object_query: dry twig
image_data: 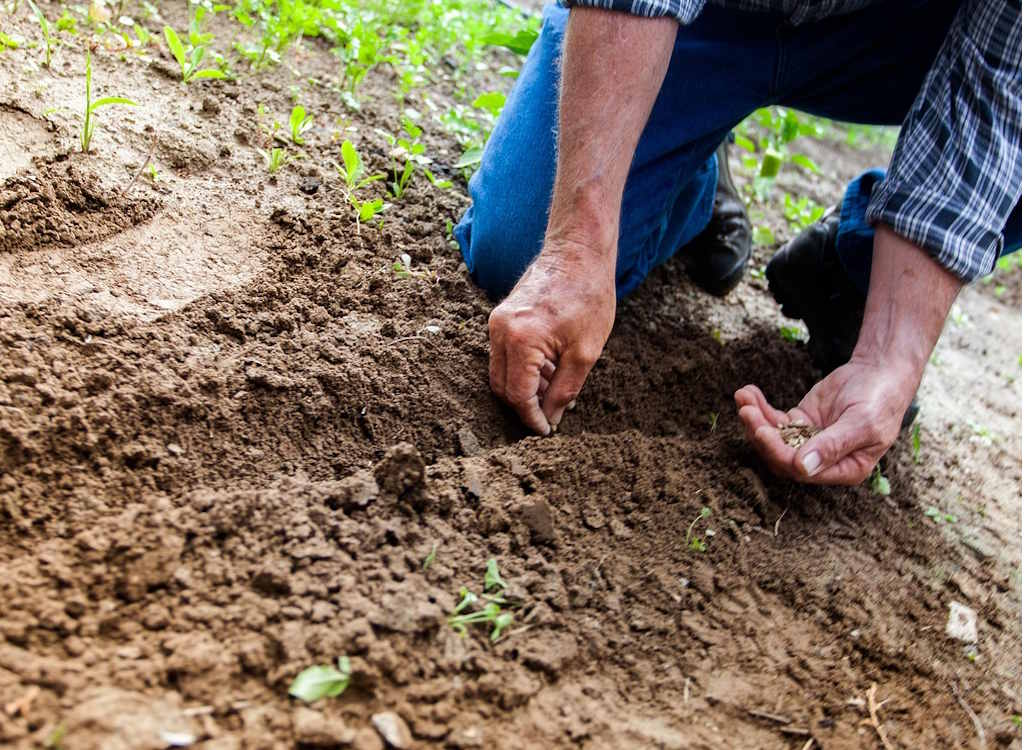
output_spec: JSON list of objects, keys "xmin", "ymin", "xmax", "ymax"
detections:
[
  {"xmin": 952, "ymin": 682, "xmax": 987, "ymax": 750},
  {"xmin": 800, "ymin": 739, "xmax": 815, "ymax": 750},
  {"xmin": 860, "ymin": 682, "xmax": 895, "ymax": 750},
  {"xmin": 773, "ymin": 507, "xmax": 788, "ymax": 537},
  {"xmin": 122, "ymin": 136, "xmax": 158, "ymax": 197}
]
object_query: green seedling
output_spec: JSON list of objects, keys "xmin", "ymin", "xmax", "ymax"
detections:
[
  {"xmin": 685, "ymin": 506, "xmax": 711, "ymax": 553},
  {"xmin": 26, "ymin": 0, "xmax": 54, "ymax": 66},
  {"xmin": 145, "ymin": 163, "xmax": 159, "ymax": 182},
  {"xmin": 422, "ymin": 541, "xmax": 438, "ymax": 570},
  {"xmin": 869, "ymin": 466, "xmax": 891, "ymax": 496},
  {"xmin": 56, "ymin": 11, "xmax": 77, "ymax": 35},
  {"xmin": 258, "ymin": 146, "xmax": 289, "ymax": 173},
  {"xmin": 338, "ymin": 139, "xmax": 383, "ymax": 191},
  {"xmin": 383, "ymin": 117, "xmax": 426, "ymax": 199},
  {"xmin": 0, "ymin": 31, "xmax": 23, "ymax": 50},
  {"xmin": 924, "ymin": 506, "xmax": 957, "ymax": 524},
  {"xmin": 80, "ymin": 51, "xmax": 137, "ymax": 152},
  {"xmin": 484, "ymin": 557, "xmax": 507, "ymax": 591},
  {"xmin": 911, "ymin": 423, "xmax": 921, "ymax": 463},
  {"xmin": 392, "ymin": 253, "xmax": 414, "ymax": 278},
  {"xmin": 753, "ymin": 226, "xmax": 775, "ymax": 246},
  {"xmin": 779, "ymin": 325, "xmax": 806, "ymax": 343},
  {"xmin": 482, "ymin": 27, "xmax": 538, "ymax": 55},
  {"xmin": 448, "ymin": 560, "xmax": 516, "ymax": 642},
  {"xmin": 289, "ymin": 105, "xmax": 313, "ymax": 144},
  {"xmin": 288, "ymin": 656, "xmax": 351, "ymax": 702},
  {"xmin": 164, "ymin": 25, "xmax": 227, "ymax": 83},
  {"xmin": 350, "ymin": 194, "xmax": 384, "ymax": 228},
  {"xmin": 44, "ymin": 721, "xmax": 66, "ymax": 749},
  {"xmin": 708, "ymin": 412, "xmax": 719, "ymax": 432}
]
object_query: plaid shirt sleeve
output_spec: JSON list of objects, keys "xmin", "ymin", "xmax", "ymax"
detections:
[
  {"xmin": 556, "ymin": 0, "xmax": 706, "ymax": 24},
  {"xmin": 865, "ymin": 0, "xmax": 1022, "ymax": 282}
]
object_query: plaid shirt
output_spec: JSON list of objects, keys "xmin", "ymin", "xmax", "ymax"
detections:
[{"xmin": 557, "ymin": 0, "xmax": 1022, "ymax": 282}]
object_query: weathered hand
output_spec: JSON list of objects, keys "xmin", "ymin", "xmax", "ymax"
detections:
[
  {"xmin": 735, "ymin": 355, "xmax": 919, "ymax": 485},
  {"xmin": 488, "ymin": 241, "xmax": 616, "ymax": 435}
]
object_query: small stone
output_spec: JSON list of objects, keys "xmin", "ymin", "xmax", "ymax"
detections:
[
  {"xmin": 293, "ymin": 707, "xmax": 354, "ymax": 747},
  {"xmin": 462, "ymin": 464, "xmax": 484, "ymax": 500},
  {"xmin": 167, "ymin": 443, "xmax": 184, "ymax": 456},
  {"xmin": 371, "ymin": 711, "xmax": 412, "ymax": 749},
  {"xmin": 299, "ymin": 176, "xmax": 321, "ymax": 195},
  {"xmin": 581, "ymin": 502, "xmax": 605, "ymax": 530},
  {"xmin": 946, "ymin": 601, "xmax": 978, "ymax": 643},
  {"xmin": 456, "ymin": 427, "xmax": 482, "ymax": 457},
  {"xmin": 519, "ymin": 499, "xmax": 555, "ymax": 545}
]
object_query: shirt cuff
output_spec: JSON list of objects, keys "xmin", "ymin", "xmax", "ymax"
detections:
[
  {"xmin": 865, "ymin": 179, "xmax": 1002, "ymax": 283},
  {"xmin": 556, "ymin": 0, "xmax": 705, "ymax": 24}
]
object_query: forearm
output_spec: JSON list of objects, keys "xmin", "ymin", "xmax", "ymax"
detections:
[
  {"xmin": 544, "ymin": 8, "xmax": 677, "ymax": 267},
  {"xmin": 852, "ymin": 225, "xmax": 963, "ymax": 381}
]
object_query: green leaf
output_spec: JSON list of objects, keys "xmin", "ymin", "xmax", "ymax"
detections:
[
  {"xmin": 759, "ymin": 149, "xmax": 783, "ymax": 178},
  {"xmin": 163, "ymin": 26, "xmax": 186, "ymax": 69},
  {"xmin": 190, "ymin": 68, "xmax": 227, "ymax": 80},
  {"xmin": 288, "ymin": 657, "xmax": 351, "ymax": 703},
  {"xmin": 89, "ymin": 96, "xmax": 137, "ymax": 112},
  {"xmin": 358, "ymin": 198, "xmax": 383, "ymax": 222},
  {"xmin": 490, "ymin": 612, "xmax": 513, "ymax": 642},
  {"xmin": 454, "ymin": 147, "xmax": 483, "ymax": 169},
  {"xmin": 471, "ymin": 91, "xmax": 506, "ymax": 118},
  {"xmin": 484, "ymin": 558, "xmax": 507, "ymax": 591},
  {"xmin": 733, "ymin": 133, "xmax": 755, "ymax": 153},
  {"xmin": 790, "ymin": 153, "xmax": 819, "ymax": 174},
  {"xmin": 752, "ymin": 226, "xmax": 775, "ymax": 246},
  {"xmin": 341, "ymin": 140, "xmax": 361, "ymax": 183},
  {"xmin": 482, "ymin": 28, "xmax": 538, "ymax": 56}
]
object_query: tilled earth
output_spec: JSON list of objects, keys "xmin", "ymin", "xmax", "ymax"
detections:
[{"xmin": 0, "ymin": 4, "xmax": 1021, "ymax": 749}]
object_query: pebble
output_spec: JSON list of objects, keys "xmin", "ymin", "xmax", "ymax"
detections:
[
  {"xmin": 371, "ymin": 711, "xmax": 412, "ymax": 749},
  {"xmin": 456, "ymin": 427, "xmax": 482, "ymax": 457},
  {"xmin": 945, "ymin": 601, "xmax": 978, "ymax": 643}
]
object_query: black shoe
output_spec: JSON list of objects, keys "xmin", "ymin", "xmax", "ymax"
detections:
[
  {"xmin": 766, "ymin": 210, "xmax": 920, "ymax": 428},
  {"xmin": 683, "ymin": 140, "xmax": 753, "ymax": 297}
]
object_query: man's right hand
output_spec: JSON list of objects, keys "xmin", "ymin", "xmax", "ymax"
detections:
[{"xmin": 488, "ymin": 239, "xmax": 616, "ymax": 435}]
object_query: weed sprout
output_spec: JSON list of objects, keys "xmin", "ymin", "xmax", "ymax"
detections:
[{"xmin": 80, "ymin": 50, "xmax": 137, "ymax": 152}]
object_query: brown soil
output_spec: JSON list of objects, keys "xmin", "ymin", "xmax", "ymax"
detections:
[{"xmin": 0, "ymin": 5, "xmax": 1020, "ymax": 750}]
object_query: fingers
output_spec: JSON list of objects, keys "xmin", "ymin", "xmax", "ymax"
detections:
[
  {"xmin": 794, "ymin": 412, "xmax": 884, "ymax": 484},
  {"xmin": 734, "ymin": 385, "xmax": 791, "ymax": 428},
  {"xmin": 488, "ymin": 311, "xmax": 551, "ymax": 436},
  {"xmin": 542, "ymin": 350, "xmax": 594, "ymax": 428}
]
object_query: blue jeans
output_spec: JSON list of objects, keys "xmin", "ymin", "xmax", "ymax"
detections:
[{"xmin": 456, "ymin": 0, "xmax": 1021, "ymax": 300}]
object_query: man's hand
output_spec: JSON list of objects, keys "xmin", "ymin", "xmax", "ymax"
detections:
[
  {"xmin": 484, "ymin": 8, "xmax": 677, "ymax": 435},
  {"xmin": 737, "ymin": 225, "xmax": 963, "ymax": 484},
  {"xmin": 489, "ymin": 241, "xmax": 616, "ymax": 435},
  {"xmin": 735, "ymin": 356, "xmax": 916, "ymax": 484}
]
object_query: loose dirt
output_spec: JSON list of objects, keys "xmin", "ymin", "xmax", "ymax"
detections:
[{"xmin": 0, "ymin": 5, "xmax": 1020, "ymax": 750}]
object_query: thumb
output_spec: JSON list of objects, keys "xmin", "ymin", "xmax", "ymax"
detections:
[
  {"xmin": 542, "ymin": 351, "xmax": 592, "ymax": 429},
  {"xmin": 794, "ymin": 413, "xmax": 871, "ymax": 479}
]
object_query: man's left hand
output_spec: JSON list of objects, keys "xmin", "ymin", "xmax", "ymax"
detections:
[{"xmin": 735, "ymin": 354, "xmax": 919, "ymax": 484}]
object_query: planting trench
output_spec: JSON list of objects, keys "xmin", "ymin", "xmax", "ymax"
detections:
[{"xmin": 0, "ymin": 4, "xmax": 1021, "ymax": 749}]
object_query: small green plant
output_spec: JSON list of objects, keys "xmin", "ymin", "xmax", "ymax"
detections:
[
  {"xmin": 383, "ymin": 117, "xmax": 428, "ymax": 199},
  {"xmin": 779, "ymin": 325, "xmax": 806, "ymax": 343},
  {"xmin": 685, "ymin": 506, "xmax": 711, "ymax": 552},
  {"xmin": 869, "ymin": 466, "xmax": 891, "ymax": 496},
  {"xmin": 164, "ymin": 25, "xmax": 227, "ymax": 83},
  {"xmin": 924, "ymin": 506, "xmax": 957, "ymax": 524},
  {"xmin": 80, "ymin": 51, "xmax": 137, "ymax": 153},
  {"xmin": 484, "ymin": 557, "xmax": 507, "ymax": 591},
  {"xmin": 145, "ymin": 163, "xmax": 159, "ymax": 182},
  {"xmin": 911, "ymin": 423, "xmax": 921, "ymax": 463},
  {"xmin": 448, "ymin": 558, "xmax": 515, "ymax": 642},
  {"xmin": 289, "ymin": 105, "xmax": 313, "ymax": 144},
  {"xmin": 26, "ymin": 0, "xmax": 55, "ymax": 67},
  {"xmin": 258, "ymin": 146, "xmax": 289, "ymax": 173},
  {"xmin": 351, "ymin": 195, "xmax": 384, "ymax": 228},
  {"xmin": 44, "ymin": 721, "xmax": 66, "ymax": 749},
  {"xmin": 288, "ymin": 656, "xmax": 351, "ymax": 702},
  {"xmin": 422, "ymin": 541, "xmax": 438, "ymax": 570},
  {"xmin": 338, "ymin": 140, "xmax": 383, "ymax": 191},
  {"xmin": 392, "ymin": 253, "xmax": 414, "ymax": 279},
  {"xmin": 708, "ymin": 412, "xmax": 719, "ymax": 432},
  {"xmin": 1011, "ymin": 714, "xmax": 1021, "ymax": 728}
]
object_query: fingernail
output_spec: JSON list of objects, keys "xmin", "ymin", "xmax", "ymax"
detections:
[{"xmin": 802, "ymin": 451, "xmax": 822, "ymax": 476}]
